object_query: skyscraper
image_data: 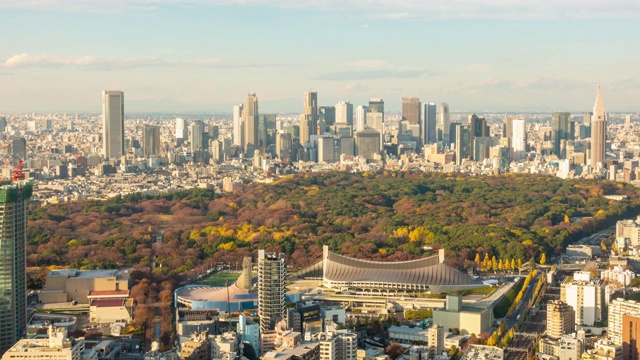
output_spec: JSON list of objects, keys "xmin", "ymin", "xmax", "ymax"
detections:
[
  {"xmin": 355, "ymin": 106, "xmax": 368, "ymax": 132},
  {"xmin": 439, "ymin": 103, "xmax": 450, "ymax": 144},
  {"xmin": 258, "ymin": 250, "xmax": 285, "ymax": 333},
  {"xmin": 503, "ymin": 116, "xmax": 513, "ymax": 139},
  {"xmin": 421, "ymin": 102, "xmax": 437, "ymax": 145},
  {"xmin": 590, "ymin": 83, "xmax": 607, "ymax": 168},
  {"xmin": 175, "ymin": 118, "xmax": 187, "ymax": 146},
  {"xmin": 102, "ymin": 90, "xmax": 125, "ymax": 159},
  {"xmin": 319, "ymin": 106, "xmax": 336, "ymax": 128},
  {"xmin": 0, "ymin": 182, "xmax": 32, "ymax": 354},
  {"xmin": 401, "ymin": 97, "xmax": 420, "ymax": 125},
  {"xmin": 551, "ymin": 112, "xmax": 571, "ymax": 158},
  {"xmin": 190, "ymin": 120, "xmax": 205, "ymax": 153},
  {"xmin": 233, "ymin": 105, "xmax": 244, "ymax": 148},
  {"xmin": 335, "ymin": 101, "xmax": 353, "ymax": 125},
  {"xmin": 0, "ymin": 117, "xmax": 6, "ymax": 133},
  {"xmin": 469, "ymin": 114, "xmax": 489, "ymax": 159},
  {"xmin": 455, "ymin": 124, "xmax": 471, "ymax": 165},
  {"xmin": 243, "ymin": 94, "xmax": 259, "ymax": 154},
  {"xmin": 512, "ymin": 119, "xmax": 527, "ymax": 160},
  {"xmin": 368, "ymin": 98, "xmax": 384, "ymax": 119},
  {"xmin": 299, "ymin": 92, "xmax": 318, "ymax": 145},
  {"xmin": 143, "ymin": 125, "xmax": 161, "ymax": 158}
]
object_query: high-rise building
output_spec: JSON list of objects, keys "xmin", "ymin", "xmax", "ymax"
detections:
[
  {"xmin": 0, "ymin": 117, "xmax": 6, "ymax": 133},
  {"xmin": 143, "ymin": 125, "xmax": 161, "ymax": 158},
  {"xmin": 189, "ymin": 120, "xmax": 205, "ymax": 153},
  {"xmin": 623, "ymin": 314, "xmax": 640, "ymax": 360},
  {"xmin": 609, "ymin": 298, "xmax": 640, "ymax": 345},
  {"xmin": 591, "ymin": 83, "xmax": 607, "ymax": 168},
  {"xmin": 421, "ymin": 102, "xmax": 437, "ymax": 145},
  {"xmin": 355, "ymin": 106, "xmax": 368, "ymax": 132},
  {"xmin": 428, "ymin": 324, "xmax": 444, "ymax": 358},
  {"xmin": 552, "ymin": 112, "xmax": 571, "ymax": 158},
  {"xmin": 355, "ymin": 129, "xmax": 381, "ymax": 161},
  {"xmin": 233, "ymin": 105, "xmax": 244, "ymax": 148},
  {"xmin": 259, "ymin": 114, "xmax": 276, "ymax": 148},
  {"xmin": 335, "ymin": 101, "xmax": 353, "ymax": 125},
  {"xmin": 469, "ymin": 114, "xmax": 489, "ymax": 159},
  {"xmin": 0, "ymin": 182, "xmax": 32, "ymax": 355},
  {"xmin": 319, "ymin": 106, "xmax": 336, "ymax": 128},
  {"xmin": 102, "ymin": 90, "xmax": 124, "ymax": 159},
  {"xmin": 258, "ymin": 250, "xmax": 285, "ymax": 333},
  {"xmin": 512, "ymin": 119, "xmax": 527, "ymax": 160},
  {"xmin": 175, "ymin": 118, "xmax": 188, "ymax": 146},
  {"xmin": 560, "ymin": 272, "xmax": 605, "ymax": 326},
  {"xmin": 503, "ymin": 116, "xmax": 513, "ymax": 139},
  {"xmin": 368, "ymin": 98, "xmax": 384, "ymax": 119},
  {"xmin": 10, "ymin": 138, "xmax": 26, "ymax": 161},
  {"xmin": 243, "ymin": 94, "xmax": 259, "ymax": 154},
  {"xmin": 402, "ymin": 97, "xmax": 420, "ymax": 125},
  {"xmin": 547, "ymin": 300, "xmax": 575, "ymax": 339},
  {"xmin": 300, "ymin": 92, "xmax": 318, "ymax": 145},
  {"xmin": 276, "ymin": 133, "xmax": 292, "ymax": 161},
  {"xmin": 439, "ymin": 103, "xmax": 450, "ymax": 144},
  {"xmin": 455, "ymin": 124, "xmax": 471, "ymax": 165}
]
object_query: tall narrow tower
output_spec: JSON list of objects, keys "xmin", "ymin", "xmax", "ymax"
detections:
[
  {"xmin": 440, "ymin": 103, "xmax": 450, "ymax": 143},
  {"xmin": 0, "ymin": 182, "xmax": 32, "ymax": 355},
  {"xmin": 590, "ymin": 83, "xmax": 607, "ymax": 168},
  {"xmin": 243, "ymin": 94, "xmax": 259, "ymax": 154},
  {"xmin": 258, "ymin": 250, "xmax": 285, "ymax": 333},
  {"xmin": 102, "ymin": 90, "xmax": 125, "ymax": 159},
  {"xmin": 300, "ymin": 92, "xmax": 318, "ymax": 145}
]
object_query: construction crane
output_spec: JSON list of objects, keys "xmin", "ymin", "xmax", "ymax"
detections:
[{"xmin": 12, "ymin": 159, "xmax": 24, "ymax": 181}]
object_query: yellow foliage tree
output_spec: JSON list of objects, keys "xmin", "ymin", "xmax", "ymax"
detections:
[
  {"xmin": 474, "ymin": 253, "xmax": 481, "ymax": 263},
  {"xmin": 511, "ymin": 259, "xmax": 516, "ymax": 271},
  {"xmin": 540, "ymin": 253, "xmax": 547, "ymax": 265}
]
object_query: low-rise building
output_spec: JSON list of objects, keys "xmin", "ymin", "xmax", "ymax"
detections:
[
  {"xmin": 432, "ymin": 294, "xmax": 492, "ymax": 335},
  {"xmin": 460, "ymin": 345, "xmax": 503, "ymax": 360},
  {"xmin": 1, "ymin": 326, "xmax": 85, "ymax": 360},
  {"xmin": 39, "ymin": 269, "xmax": 130, "ymax": 305}
]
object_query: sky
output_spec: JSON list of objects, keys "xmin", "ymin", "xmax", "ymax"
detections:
[{"xmin": 0, "ymin": 0, "xmax": 639, "ymax": 113}]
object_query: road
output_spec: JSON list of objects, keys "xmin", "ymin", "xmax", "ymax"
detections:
[{"xmin": 505, "ymin": 273, "xmax": 541, "ymax": 331}]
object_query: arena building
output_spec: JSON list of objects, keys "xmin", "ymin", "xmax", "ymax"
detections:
[
  {"xmin": 174, "ymin": 257, "xmax": 258, "ymax": 313},
  {"xmin": 321, "ymin": 246, "xmax": 483, "ymax": 294}
]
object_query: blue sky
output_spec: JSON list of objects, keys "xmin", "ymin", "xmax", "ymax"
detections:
[{"xmin": 0, "ymin": 0, "xmax": 639, "ymax": 113}]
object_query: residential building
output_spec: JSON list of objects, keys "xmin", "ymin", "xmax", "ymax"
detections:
[
  {"xmin": 623, "ymin": 314, "xmax": 640, "ymax": 360},
  {"xmin": 238, "ymin": 314, "xmax": 260, "ymax": 355},
  {"xmin": 428, "ymin": 324, "xmax": 445, "ymax": 359},
  {"xmin": 538, "ymin": 334, "xmax": 583, "ymax": 360},
  {"xmin": 1, "ymin": 326, "xmax": 85, "ymax": 360},
  {"xmin": 258, "ymin": 250, "xmax": 286, "ymax": 333},
  {"xmin": 547, "ymin": 300, "xmax": 575, "ymax": 339},
  {"xmin": 560, "ymin": 273, "xmax": 606, "ymax": 326},
  {"xmin": 609, "ymin": 299, "xmax": 640, "ymax": 345}
]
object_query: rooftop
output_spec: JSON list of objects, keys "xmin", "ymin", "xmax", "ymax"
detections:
[{"xmin": 91, "ymin": 299, "xmax": 125, "ymax": 308}]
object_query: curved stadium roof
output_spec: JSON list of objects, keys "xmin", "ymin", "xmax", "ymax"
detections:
[{"xmin": 323, "ymin": 248, "xmax": 482, "ymax": 290}]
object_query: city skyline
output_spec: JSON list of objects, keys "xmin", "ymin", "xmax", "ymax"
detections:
[{"xmin": 1, "ymin": 0, "xmax": 639, "ymax": 113}]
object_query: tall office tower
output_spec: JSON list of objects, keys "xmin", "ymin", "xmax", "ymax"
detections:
[
  {"xmin": 319, "ymin": 106, "xmax": 336, "ymax": 128},
  {"xmin": 302, "ymin": 91, "xmax": 318, "ymax": 140},
  {"xmin": 469, "ymin": 114, "xmax": 489, "ymax": 159},
  {"xmin": 142, "ymin": 125, "xmax": 161, "ymax": 158},
  {"xmin": 427, "ymin": 325, "xmax": 445, "ymax": 359},
  {"xmin": 243, "ymin": 94, "xmax": 259, "ymax": 154},
  {"xmin": 0, "ymin": 182, "xmax": 32, "ymax": 355},
  {"xmin": 258, "ymin": 114, "xmax": 276, "ymax": 148},
  {"xmin": 552, "ymin": 112, "xmax": 571, "ymax": 158},
  {"xmin": 590, "ymin": 83, "xmax": 607, "ymax": 168},
  {"xmin": 10, "ymin": 138, "xmax": 27, "ymax": 160},
  {"xmin": 401, "ymin": 97, "xmax": 420, "ymax": 125},
  {"xmin": 233, "ymin": 105, "xmax": 244, "ymax": 148},
  {"xmin": 421, "ymin": 102, "xmax": 437, "ymax": 145},
  {"xmin": 547, "ymin": 300, "xmax": 575, "ymax": 339},
  {"xmin": 355, "ymin": 129, "xmax": 381, "ymax": 160},
  {"xmin": 365, "ymin": 112, "xmax": 384, "ymax": 149},
  {"xmin": 258, "ymin": 250, "xmax": 285, "ymax": 333},
  {"xmin": 299, "ymin": 114, "xmax": 311, "ymax": 146},
  {"xmin": 189, "ymin": 120, "xmax": 205, "ymax": 153},
  {"xmin": 102, "ymin": 90, "xmax": 125, "ymax": 159},
  {"xmin": 512, "ymin": 119, "xmax": 527, "ymax": 160},
  {"xmin": 455, "ymin": 124, "xmax": 471, "ymax": 165},
  {"xmin": 368, "ymin": 98, "xmax": 384, "ymax": 121},
  {"xmin": 355, "ymin": 106, "xmax": 369, "ymax": 132},
  {"xmin": 335, "ymin": 101, "xmax": 353, "ymax": 125},
  {"xmin": 583, "ymin": 112, "xmax": 593, "ymax": 126},
  {"xmin": 503, "ymin": 116, "xmax": 513, "ymax": 139},
  {"xmin": 175, "ymin": 118, "xmax": 187, "ymax": 146},
  {"xmin": 276, "ymin": 133, "xmax": 292, "ymax": 161},
  {"xmin": 440, "ymin": 103, "xmax": 450, "ymax": 143},
  {"xmin": 0, "ymin": 117, "xmax": 6, "ymax": 133}
]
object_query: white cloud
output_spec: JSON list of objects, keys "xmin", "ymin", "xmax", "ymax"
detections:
[
  {"xmin": 0, "ymin": 53, "xmax": 283, "ymax": 70},
  {"xmin": 2, "ymin": 0, "xmax": 639, "ymax": 19}
]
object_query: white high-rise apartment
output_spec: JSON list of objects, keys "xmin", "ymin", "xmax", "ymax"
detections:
[
  {"xmin": 335, "ymin": 101, "xmax": 353, "ymax": 125},
  {"xmin": 609, "ymin": 298, "xmax": 640, "ymax": 345},
  {"xmin": 560, "ymin": 273, "xmax": 605, "ymax": 327},
  {"xmin": 102, "ymin": 90, "xmax": 124, "ymax": 159},
  {"xmin": 511, "ymin": 118, "xmax": 526, "ymax": 160},
  {"xmin": 233, "ymin": 104, "xmax": 244, "ymax": 147}
]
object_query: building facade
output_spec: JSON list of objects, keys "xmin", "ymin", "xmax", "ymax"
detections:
[
  {"xmin": 258, "ymin": 250, "xmax": 286, "ymax": 333},
  {"xmin": 102, "ymin": 90, "xmax": 125, "ymax": 159}
]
